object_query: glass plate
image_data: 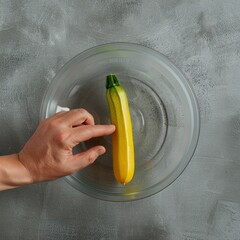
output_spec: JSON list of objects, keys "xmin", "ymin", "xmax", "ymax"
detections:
[{"xmin": 40, "ymin": 43, "xmax": 200, "ymax": 201}]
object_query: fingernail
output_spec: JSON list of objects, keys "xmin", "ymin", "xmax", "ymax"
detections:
[
  {"xmin": 97, "ymin": 147, "xmax": 105, "ymax": 156},
  {"xmin": 110, "ymin": 124, "xmax": 116, "ymax": 130}
]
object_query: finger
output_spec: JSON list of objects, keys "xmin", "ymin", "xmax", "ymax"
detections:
[
  {"xmin": 71, "ymin": 145, "xmax": 106, "ymax": 170},
  {"xmin": 59, "ymin": 108, "xmax": 95, "ymax": 127},
  {"xmin": 69, "ymin": 124, "xmax": 116, "ymax": 146}
]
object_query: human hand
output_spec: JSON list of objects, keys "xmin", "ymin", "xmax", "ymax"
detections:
[{"xmin": 18, "ymin": 109, "xmax": 115, "ymax": 184}]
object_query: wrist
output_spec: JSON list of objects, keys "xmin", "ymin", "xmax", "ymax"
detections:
[{"xmin": 0, "ymin": 154, "xmax": 33, "ymax": 190}]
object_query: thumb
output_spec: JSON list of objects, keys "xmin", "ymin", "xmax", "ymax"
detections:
[{"xmin": 72, "ymin": 146, "xmax": 106, "ymax": 170}]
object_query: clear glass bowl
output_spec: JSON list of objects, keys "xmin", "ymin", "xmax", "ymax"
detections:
[{"xmin": 40, "ymin": 43, "xmax": 200, "ymax": 201}]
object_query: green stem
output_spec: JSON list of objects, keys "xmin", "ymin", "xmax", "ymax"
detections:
[{"xmin": 106, "ymin": 74, "xmax": 121, "ymax": 89}]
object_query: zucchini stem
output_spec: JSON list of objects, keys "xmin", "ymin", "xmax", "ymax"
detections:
[{"xmin": 106, "ymin": 74, "xmax": 120, "ymax": 89}]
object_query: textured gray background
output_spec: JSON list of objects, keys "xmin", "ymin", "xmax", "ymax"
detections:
[{"xmin": 1, "ymin": 0, "xmax": 240, "ymax": 239}]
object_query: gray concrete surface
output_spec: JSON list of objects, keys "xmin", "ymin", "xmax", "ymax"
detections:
[{"xmin": 1, "ymin": 0, "xmax": 240, "ymax": 239}]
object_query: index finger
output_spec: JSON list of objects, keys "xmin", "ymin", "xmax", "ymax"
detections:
[
  {"xmin": 59, "ymin": 108, "xmax": 95, "ymax": 127},
  {"xmin": 69, "ymin": 124, "xmax": 116, "ymax": 146}
]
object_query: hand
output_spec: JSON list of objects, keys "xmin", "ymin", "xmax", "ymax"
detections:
[{"xmin": 18, "ymin": 108, "xmax": 115, "ymax": 184}]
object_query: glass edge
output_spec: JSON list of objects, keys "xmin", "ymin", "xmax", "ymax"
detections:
[{"xmin": 40, "ymin": 42, "xmax": 201, "ymax": 202}]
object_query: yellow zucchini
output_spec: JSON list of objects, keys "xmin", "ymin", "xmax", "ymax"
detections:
[{"xmin": 106, "ymin": 74, "xmax": 135, "ymax": 185}]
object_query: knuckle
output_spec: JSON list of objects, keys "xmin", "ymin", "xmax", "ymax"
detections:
[
  {"xmin": 53, "ymin": 130, "xmax": 68, "ymax": 146},
  {"xmin": 78, "ymin": 108, "xmax": 88, "ymax": 114},
  {"xmin": 47, "ymin": 120, "xmax": 59, "ymax": 130},
  {"xmin": 75, "ymin": 108, "xmax": 91, "ymax": 117},
  {"xmin": 89, "ymin": 115, "xmax": 94, "ymax": 123}
]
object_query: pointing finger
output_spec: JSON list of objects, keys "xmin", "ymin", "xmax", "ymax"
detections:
[{"xmin": 69, "ymin": 124, "xmax": 115, "ymax": 147}]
